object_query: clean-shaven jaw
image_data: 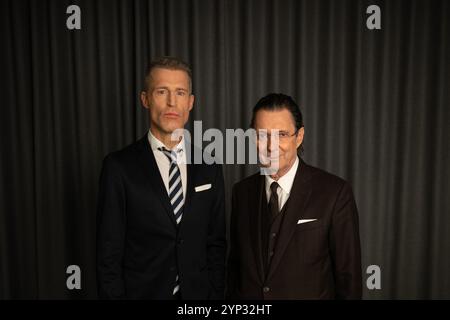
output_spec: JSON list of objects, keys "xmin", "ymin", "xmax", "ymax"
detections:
[
  {"xmin": 253, "ymin": 108, "xmax": 303, "ymax": 178},
  {"xmin": 141, "ymin": 68, "xmax": 194, "ymax": 149}
]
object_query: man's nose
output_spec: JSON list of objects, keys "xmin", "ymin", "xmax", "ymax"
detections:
[
  {"xmin": 267, "ymin": 136, "xmax": 279, "ymax": 153},
  {"xmin": 267, "ymin": 137, "xmax": 272, "ymax": 151},
  {"xmin": 167, "ymin": 92, "xmax": 175, "ymax": 106}
]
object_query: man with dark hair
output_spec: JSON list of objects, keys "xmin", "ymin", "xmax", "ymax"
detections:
[
  {"xmin": 227, "ymin": 93, "xmax": 362, "ymax": 299},
  {"xmin": 97, "ymin": 56, "xmax": 226, "ymax": 299}
]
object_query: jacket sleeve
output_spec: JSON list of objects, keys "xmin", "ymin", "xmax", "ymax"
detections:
[
  {"xmin": 329, "ymin": 182, "xmax": 363, "ymax": 299},
  {"xmin": 206, "ymin": 164, "xmax": 227, "ymax": 299},
  {"xmin": 96, "ymin": 154, "xmax": 127, "ymax": 299}
]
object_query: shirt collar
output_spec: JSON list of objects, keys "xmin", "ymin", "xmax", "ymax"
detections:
[
  {"xmin": 265, "ymin": 156, "xmax": 299, "ymax": 195},
  {"xmin": 147, "ymin": 129, "xmax": 185, "ymax": 155}
]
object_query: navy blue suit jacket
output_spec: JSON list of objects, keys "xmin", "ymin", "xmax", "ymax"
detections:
[{"xmin": 97, "ymin": 134, "xmax": 226, "ymax": 299}]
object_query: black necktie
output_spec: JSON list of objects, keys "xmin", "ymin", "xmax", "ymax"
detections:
[{"xmin": 268, "ymin": 182, "xmax": 280, "ymax": 220}]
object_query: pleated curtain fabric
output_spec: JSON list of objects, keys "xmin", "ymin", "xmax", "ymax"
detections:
[{"xmin": 0, "ymin": 0, "xmax": 449, "ymax": 299}]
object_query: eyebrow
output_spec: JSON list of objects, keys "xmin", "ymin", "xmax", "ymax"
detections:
[
  {"xmin": 257, "ymin": 130, "xmax": 290, "ymax": 133},
  {"xmin": 153, "ymin": 86, "xmax": 188, "ymax": 92}
]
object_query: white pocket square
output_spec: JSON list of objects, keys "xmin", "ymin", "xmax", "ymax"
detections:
[
  {"xmin": 297, "ymin": 219, "xmax": 317, "ymax": 224},
  {"xmin": 195, "ymin": 184, "xmax": 212, "ymax": 192}
]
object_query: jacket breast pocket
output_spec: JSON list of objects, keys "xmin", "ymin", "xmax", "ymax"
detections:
[{"xmin": 296, "ymin": 219, "xmax": 323, "ymax": 231}]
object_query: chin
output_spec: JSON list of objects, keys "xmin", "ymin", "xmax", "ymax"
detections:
[{"xmin": 162, "ymin": 122, "xmax": 182, "ymax": 133}]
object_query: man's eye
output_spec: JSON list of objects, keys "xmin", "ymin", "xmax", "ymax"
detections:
[
  {"xmin": 177, "ymin": 91, "xmax": 186, "ymax": 96},
  {"xmin": 156, "ymin": 89, "xmax": 166, "ymax": 95}
]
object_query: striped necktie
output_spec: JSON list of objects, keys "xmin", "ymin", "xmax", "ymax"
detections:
[
  {"xmin": 159, "ymin": 147, "xmax": 184, "ymax": 297},
  {"xmin": 159, "ymin": 147, "xmax": 184, "ymax": 224}
]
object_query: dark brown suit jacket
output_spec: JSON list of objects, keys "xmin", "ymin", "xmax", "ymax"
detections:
[{"xmin": 226, "ymin": 159, "xmax": 362, "ymax": 299}]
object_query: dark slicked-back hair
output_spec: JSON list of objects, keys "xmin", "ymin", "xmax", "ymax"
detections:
[
  {"xmin": 250, "ymin": 93, "xmax": 305, "ymax": 153},
  {"xmin": 143, "ymin": 56, "xmax": 192, "ymax": 92}
]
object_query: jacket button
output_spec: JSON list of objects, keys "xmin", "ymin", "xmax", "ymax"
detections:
[
  {"xmin": 170, "ymin": 266, "xmax": 176, "ymax": 271},
  {"xmin": 177, "ymin": 239, "xmax": 184, "ymax": 245},
  {"xmin": 263, "ymin": 286, "xmax": 270, "ymax": 293}
]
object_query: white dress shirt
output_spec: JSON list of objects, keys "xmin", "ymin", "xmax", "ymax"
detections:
[
  {"xmin": 265, "ymin": 156, "xmax": 299, "ymax": 211},
  {"xmin": 148, "ymin": 129, "xmax": 187, "ymax": 199}
]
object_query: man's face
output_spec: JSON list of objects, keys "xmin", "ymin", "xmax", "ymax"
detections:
[
  {"xmin": 141, "ymin": 68, "xmax": 194, "ymax": 137},
  {"xmin": 254, "ymin": 108, "xmax": 304, "ymax": 177}
]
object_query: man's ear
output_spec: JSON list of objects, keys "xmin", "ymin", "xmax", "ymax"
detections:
[
  {"xmin": 188, "ymin": 94, "xmax": 195, "ymax": 111},
  {"xmin": 141, "ymin": 91, "xmax": 150, "ymax": 109},
  {"xmin": 296, "ymin": 127, "xmax": 305, "ymax": 148}
]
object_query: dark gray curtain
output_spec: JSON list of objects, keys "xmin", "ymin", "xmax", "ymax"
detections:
[{"xmin": 0, "ymin": 0, "xmax": 449, "ymax": 299}]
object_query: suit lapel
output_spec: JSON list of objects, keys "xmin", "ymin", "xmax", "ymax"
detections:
[
  {"xmin": 266, "ymin": 160, "xmax": 313, "ymax": 281},
  {"xmin": 136, "ymin": 135, "xmax": 177, "ymax": 228},
  {"xmin": 249, "ymin": 174, "xmax": 266, "ymax": 283},
  {"xmin": 180, "ymin": 160, "xmax": 195, "ymax": 226}
]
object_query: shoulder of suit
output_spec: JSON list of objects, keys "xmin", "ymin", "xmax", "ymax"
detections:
[
  {"xmin": 102, "ymin": 137, "xmax": 144, "ymax": 167},
  {"xmin": 232, "ymin": 161, "xmax": 351, "ymax": 193},
  {"xmin": 302, "ymin": 161, "xmax": 350, "ymax": 192},
  {"xmin": 233, "ymin": 172, "xmax": 261, "ymax": 191},
  {"xmin": 184, "ymin": 145, "xmax": 224, "ymax": 176}
]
